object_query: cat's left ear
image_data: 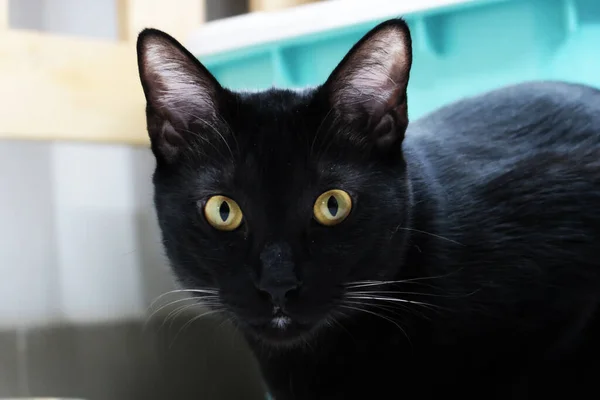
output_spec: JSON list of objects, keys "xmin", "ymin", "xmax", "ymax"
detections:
[
  {"xmin": 137, "ymin": 28, "xmax": 223, "ymax": 163},
  {"xmin": 322, "ymin": 19, "xmax": 412, "ymax": 153}
]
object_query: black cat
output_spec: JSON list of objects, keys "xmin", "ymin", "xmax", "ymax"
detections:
[{"xmin": 137, "ymin": 18, "xmax": 600, "ymax": 399}]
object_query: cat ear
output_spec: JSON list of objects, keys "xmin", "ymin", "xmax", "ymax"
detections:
[
  {"xmin": 137, "ymin": 28, "xmax": 222, "ymax": 162},
  {"xmin": 323, "ymin": 19, "xmax": 412, "ymax": 153}
]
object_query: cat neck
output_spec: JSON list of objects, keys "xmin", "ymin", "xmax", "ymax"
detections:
[{"xmin": 401, "ymin": 143, "xmax": 447, "ymax": 280}]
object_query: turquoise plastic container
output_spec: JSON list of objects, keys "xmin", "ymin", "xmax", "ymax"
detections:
[{"xmin": 195, "ymin": 0, "xmax": 600, "ymax": 119}]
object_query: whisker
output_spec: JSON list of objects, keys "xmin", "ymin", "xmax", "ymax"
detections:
[
  {"xmin": 339, "ymin": 304, "xmax": 412, "ymax": 345},
  {"xmin": 344, "ymin": 299, "xmax": 432, "ymax": 321},
  {"xmin": 146, "ymin": 290, "xmax": 221, "ymax": 332},
  {"xmin": 164, "ymin": 302, "xmax": 211, "ymax": 332},
  {"xmin": 162, "ymin": 304, "xmax": 197, "ymax": 332},
  {"xmin": 215, "ymin": 313, "xmax": 235, "ymax": 332},
  {"xmin": 225, "ymin": 315, "xmax": 240, "ymax": 350},
  {"xmin": 301, "ymin": 335, "xmax": 315, "ymax": 353},
  {"xmin": 344, "ymin": 269, "xmax": 465, "ymax": 288},
  {"xmin": 345, "ymin": 295, "xmax": 449, "ymax": 315},
  {"xmin": 393, "ymin": 226, "xmax": 465, "ymax": 246},
  {"xmin": 169, "ymin": 308, "xmax": 225, "ymax": 349},
  {"xmin": 147, "ymin": 288, "xmax": 218, "ymax": 310},
  {"xmin": 328, "ymin": 310, "xmax": 357, "ymax": 341},
  {"xmin": 144, "ymin": 297, "xmax": 200, "ymax": 330},
  {"xmin": 349, "ymin": 290, "xmax": 436, "ymax": 297},
  {"xmin": 346, "ymin": 295, "xmax": 435, "ymax": 307},
  {"xmin": 347, "ymin": 290, "xmax": 474, "ymax": 299},
  {"xmin": 356, "ymin": 288, "xmax": 481, "ymax": 300},
  {"xmin": 344, "ymin": 299, "xmax": 409, "ymax": 317}
]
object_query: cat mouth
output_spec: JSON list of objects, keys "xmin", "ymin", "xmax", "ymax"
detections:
[
  {"xmin": 255, "ymin": 321, "xmax": 314, "ymax": 343},
  {"xmin": 271, "ymin": 314, "xmax": 292, "ymax": 329},
  {"xmin": 245, "ymin": 311, "xmax": 317, "ymax": 343}
]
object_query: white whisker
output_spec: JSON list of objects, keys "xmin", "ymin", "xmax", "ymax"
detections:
[
  {"xmin": 349, "ymin": 290, "xmax": 454, "ymax": 298},
  {"xmin": 345, "ymin": 295, "xmax": 445, "ymax": 311},
  {"xmin": 344, "ymin": 270, "xmax": 465, "ymax": 288},
  {"xmin": 344, "ymin": 299, "xmax": 407, "ymax": 316},
  {"xmin": 163, "ymin": 302, "xmax": 208, "ymax": 332},
  {"xmin": 169, "ymin": 308, "xmax": 225, "ymax": 349},
  {"xmin": 144, "ymin": 297, "xmax": 200, "ymax": 330},
  {"xmin": 346, "ymin": 295, "xmax": 422, "ymax": 305},
  {"xmin": 344, "ymin": 298, "xmax": 432, "ymax": 321},
  {"xmin": 147, "ymin": 288, "xmax": 218, "ymax": 310},
  {"xmin": 393, "ymin": 226, "xmax": 464, "ymax": 246},
  {"xmin": 339, "ymin": 304, "xmax": 411, "ymax": 345},
  {"xmin": 327, "ymin": 310, "xmax": 356, "ymax": 342},
  {"xmin": 349, "ymin": 288, "xmax": 480, "ymax": 299}
]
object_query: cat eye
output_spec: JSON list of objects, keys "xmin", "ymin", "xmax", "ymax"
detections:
[
  {"xmin": 203, "ymin": 195, "xmax": 243, "ymax": 231},
  {"xmin": 313, "ymin": 189, "xmax": 352, "ymax": 226}
]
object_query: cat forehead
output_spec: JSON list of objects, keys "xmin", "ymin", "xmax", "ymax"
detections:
[
  {"xmin": 235, "ymin": 87, "xmax": 318, "ymax": 110},
  {"xmin": 237, "ymin": 86, "xmax": 317, "ymax": 96},
  {"xmin": 227, "ymin": 88, "xmax": 322, "ymax": 144}
]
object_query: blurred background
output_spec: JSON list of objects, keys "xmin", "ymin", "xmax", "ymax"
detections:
[{"xmin": 1, "ymin": 0, "xmax": 600, "ymax": 398}]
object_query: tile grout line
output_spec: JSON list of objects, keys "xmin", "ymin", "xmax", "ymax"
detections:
[{"xmin": 16, "ymin": 327, "xmax": 30, "ymax": 396}]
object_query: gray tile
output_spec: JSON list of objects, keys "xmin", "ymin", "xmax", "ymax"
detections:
[
  {"xmin": 71, "ymin": 321, "xmax": 164, "ymax": 400},
  {"xmin": 26, "ymin": 322, "xmax": 153, "ymax": 400},
  {"xmin": 25, "ymin": 319, "xmax": 265, "ymax": 400},
  {"xmin": 0, "ymin": 140, "xmax": 59, "ymax": 327},
  {"xmin": 25, "ymin": 324, "xmax": 84, "ymax": 398},
  {"xmin": 149, "ymin": 310, "xmax": 266, "ymax": 400},
  {"xmin": 0, "ymin": 330, "xmax": 20, "ymax": 397}
]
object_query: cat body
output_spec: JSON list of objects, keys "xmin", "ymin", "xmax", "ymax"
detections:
[
  {"xmin": 257, "ymin": 81, "xmax": 600, "ymax": 399},
  {"xmin": 136, "ymin": 19, "xmax": 600, "ymax": 400}
]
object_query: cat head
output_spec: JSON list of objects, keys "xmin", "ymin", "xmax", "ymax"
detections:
[{"xmin": 137, "ymin": 19, "xmax": 413, "ymax": 346}]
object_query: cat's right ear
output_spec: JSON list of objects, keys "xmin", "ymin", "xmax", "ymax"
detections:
[
  {"xmin": 137, "ymin": 29, "xmax": 222, "ymax": 163},
  {"xmin": 321, "ymin": 19, "xmax": 412, "ymax": 156}
]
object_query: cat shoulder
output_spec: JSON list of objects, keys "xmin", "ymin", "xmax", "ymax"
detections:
[
  {"xmin": 414, "ymin": 81, "xmax": 600, "ymax": 132},
  {"xmin": 480, "ymin": 150, "xmax": 600, "ymax": 222}
]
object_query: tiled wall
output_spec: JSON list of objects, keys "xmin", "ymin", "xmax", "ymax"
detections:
[
  {"xmin": 0, "ymin": 317, "xmax": 265, "ymax": 399},
  {"xmin": 0, "ymin": 140, "xmax": 160, "ymax": 328},
  {"xmin": 0, "ymin": 140, "xmax": 265, "ymax": 399},
  {"xmin": 4, "ymin": 2, "xmax": 262, "ymax": 398},
  {"xmin": 8, "ymin": 0, "xmax": 247, "ymax": 36}
]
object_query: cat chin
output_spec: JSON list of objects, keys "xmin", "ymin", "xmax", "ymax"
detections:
[
  {"xmin": 252, "ymin": 330, "xmax": 319, "ymax": 349},
  {"xmin": 236, "ymin": 317, "xmax": 328, "ymax": 349}
]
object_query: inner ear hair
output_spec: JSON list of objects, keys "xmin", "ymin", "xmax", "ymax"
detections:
[
  {"xmin": 324, "ymin": 19, "xmax": 413, "ymax": 153},
  {"xmin": 137, "ymin": 28, "xmax": 225, "ymax": 163}
]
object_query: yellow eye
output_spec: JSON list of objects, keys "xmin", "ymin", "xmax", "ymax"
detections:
[
  {"xmin": 313, "ymin": 189, "xmax": 352, "ymax": 226},
  {"xmin": 204, "ymin": 195, "xmax": 243, "ymax": 231}
]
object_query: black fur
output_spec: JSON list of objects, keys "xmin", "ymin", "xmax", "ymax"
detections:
[{"xmin": 137, "ymin": 19, "xmax": 600, "ymax": 399}]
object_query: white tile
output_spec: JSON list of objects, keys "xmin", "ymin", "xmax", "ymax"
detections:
[
  {"xmin": 0, "ymin": 140, "xmax": 175, "ymax": 327},
  {"xmin": 51, "ymin": 142, "xmax": 146, "ymax": 323},
  {"xmin": 0, "ymin": 141, "xmax": 60, "ymax": 328},
  {"xmin": 42, "ymin": 0, "xmax": 118, "ymax": 40}
]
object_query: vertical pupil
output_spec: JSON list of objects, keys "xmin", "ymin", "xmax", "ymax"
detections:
[
  {"xmin": 327, "ymin": 195, "xmax": 339, "ymax": 216},
  {"xmin": 219, "ymin": 201, "xmax": 230, "ymax": 222}
]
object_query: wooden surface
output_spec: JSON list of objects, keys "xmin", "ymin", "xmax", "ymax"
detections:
[
  {"xmin": 118, "ymin": 0, "xmax": 206, "ymax": 43},
  {"xmin": 0, "ymin": 30, "xmax": 148, "ymax": 144},
  {"xmin": 0, "ymin": 0, "xmax": 207, "ymax": 145},
  {"xmin": 0, "ymin": 0, "xmax": 8, "ymax": 30}
]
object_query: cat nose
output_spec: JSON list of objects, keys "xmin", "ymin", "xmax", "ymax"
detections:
[
  {"xmin": 257, "ymin": 282, "xmax": 301, "ymax": 307},
  {"xmin": 257, "ymin": 241, "xmax": 301, "ymax": 307}
]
